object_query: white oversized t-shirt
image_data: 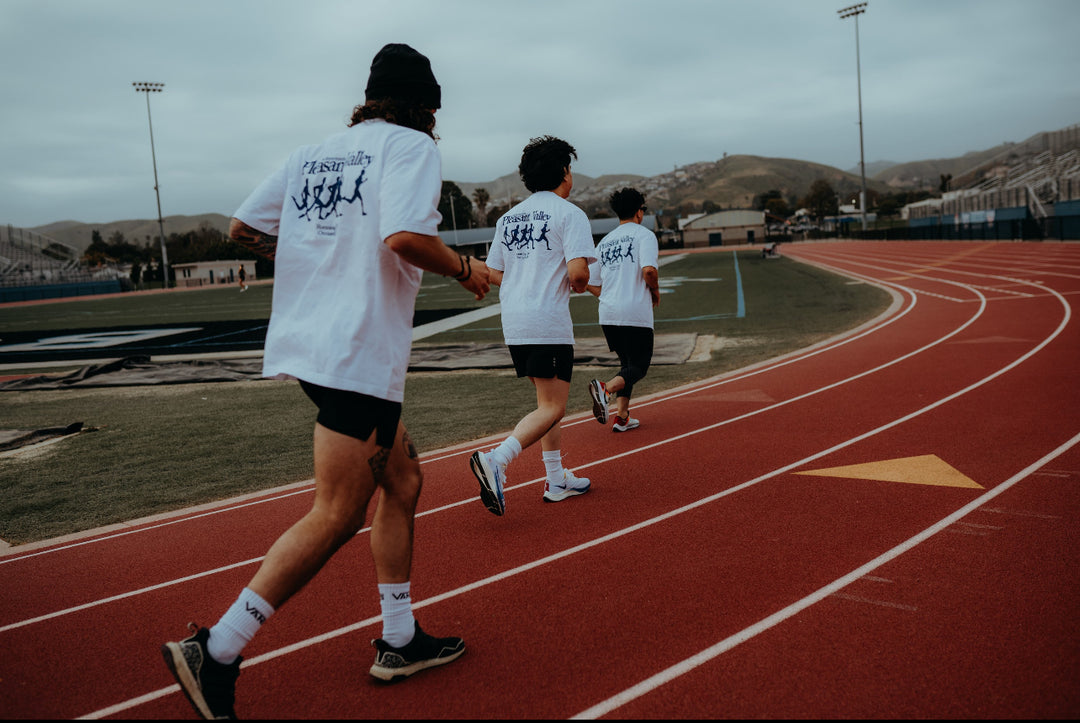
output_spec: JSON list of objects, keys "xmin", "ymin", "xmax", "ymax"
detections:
[
  {"xmin": 588, "ymin": 222, "xmax": 659, "ymax": 329},
  {"xmin": 233, "ymin": 119, "xmax": 441, "ymax": 402},
  {"xmin": 486, "ymin": 191, "xmax": 597, "ymax": 345}
]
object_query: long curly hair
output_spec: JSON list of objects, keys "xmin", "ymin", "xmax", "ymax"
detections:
[{"xmin": 348, "ymin": 99, "xmax": 438, "ymax": 141}]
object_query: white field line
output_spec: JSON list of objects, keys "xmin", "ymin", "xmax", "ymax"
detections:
[
  {"xmin": 0, "ymin": 262, "xmax": 907, "ymax": 564},
  {"xmin": 2, "ymin": 280, "xmax": 920, "ymax": 632},
  {"xmin": 411, "ymin": 254, "xmax": 688, "ymax": 341},
  {"xmin": 1, "ymin": 257, "xmax": 705, "ymax": 561},
  {"xmin": 0, "ymin": 269, "xmax": 952, "ymax": 633}
]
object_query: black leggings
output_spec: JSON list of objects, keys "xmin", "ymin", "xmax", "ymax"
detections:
[{"xmin": 601, "ymin": 325, "xmax": 654, "ymax": 398}]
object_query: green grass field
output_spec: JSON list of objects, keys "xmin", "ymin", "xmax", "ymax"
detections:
[{"xmin": 0, "ymin": 248, "xmax": 892, "ymax": 545}]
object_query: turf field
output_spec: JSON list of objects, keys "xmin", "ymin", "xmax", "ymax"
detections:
[{"xmin": 0, "ymin": 247, "xmax": 891, "ymax": 545}]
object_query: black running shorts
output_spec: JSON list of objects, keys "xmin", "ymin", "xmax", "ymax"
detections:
[
  {"xmin": 298, "ymin": 380, "xmax": 401, "ymax": 448},
  {"xmin": 508, "ymin": 344, "xmax": 574, "ymax": 382}
]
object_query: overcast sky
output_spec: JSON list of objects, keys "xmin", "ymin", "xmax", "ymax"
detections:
[{"xmin": 2, "ymin": 0, "xmax": 1079, "ymax": 229}]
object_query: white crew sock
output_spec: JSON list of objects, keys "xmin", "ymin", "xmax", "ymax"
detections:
[
  {"xmin": 488, "ymin": 435, "xmax": 522, "ymax": 470},
  {"xmin": 378, "ymin": 582, "xmax": 415, "ymax": 648},
  {"xmin": 207, "ymin": 587, "xmax": 275, "ymax": 664},
  {"xmin": 542, "ymin": 450, "xmax": 563, "ymax": 486}
]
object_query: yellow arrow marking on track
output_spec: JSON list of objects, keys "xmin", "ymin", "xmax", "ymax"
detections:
[{"xmin": 795, "ymin": 454, "xmax": 983, "ymax": 489}]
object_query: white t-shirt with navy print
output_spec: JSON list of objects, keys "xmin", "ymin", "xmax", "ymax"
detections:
[
  {"xmin": 588, "ymin": 222, "xmax": 659, "ymax": 329},
  {"xmin": 487, "ymin": 191, "xmax": 597, "ymax": 345},
  {"xmin": 234, "ymin": 119, "xmax": 442, "ymax": 402}
]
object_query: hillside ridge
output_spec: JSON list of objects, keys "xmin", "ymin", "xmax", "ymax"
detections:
[{"xmin": 29, "ymin": 122, "xmax": 1078, "ymax": 252}]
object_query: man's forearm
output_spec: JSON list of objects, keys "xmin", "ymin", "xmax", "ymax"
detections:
[{"xmin": 229, "ymin": 218, "xmax": 278, "ymax": 260}]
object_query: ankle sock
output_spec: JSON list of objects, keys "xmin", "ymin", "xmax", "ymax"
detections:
[
  {"xmin": 378, "ymin": 581, "xmax": 415, "ymax": 648},
  {"xmin": 207, "ymin": 587, "xmax": 275, "ymax": 664}
]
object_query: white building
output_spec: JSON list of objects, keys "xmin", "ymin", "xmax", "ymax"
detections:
[
  {"xmin": 680, "ymin": 210, "xmax": 766, "ymax": 247},
  {"xmin": 172, "ymin": 259, "xmax": 254, "ymax": 288}
]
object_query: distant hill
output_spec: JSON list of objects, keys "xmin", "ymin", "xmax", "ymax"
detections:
[
  {"xmin": 634, "ymin": 155, "xmax": 893, "ymax": 212},
  {"xmin": 27, "ymin": 122, "xmax": 1078, "ymax": 252},
  {"xmin": 455, "ymin": 155, "xmax": 893, "ymax": 219},
  {"xmin": 847, "ymin": 160, "xmax": 899, "ymax": 177},
  {"xmin": 33, "ymin": 214, "xmax": 231, "ymax": 254},
  {"xmin": 870, "ymin": 144, "xmax": 1019, "ymax": 188},
  {"xmin": 454, "ymin": 172, "xmax": 648, "ymax": 210}
]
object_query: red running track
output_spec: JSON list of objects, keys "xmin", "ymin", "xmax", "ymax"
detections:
[{"xmin": 1, "ymin": 240, "xmax": 1077, "ymax": 719}]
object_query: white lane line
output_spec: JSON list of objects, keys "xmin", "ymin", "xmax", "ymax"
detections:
[
  {"xmin": 0, "ymin": 558, "xmax": 263, "ymax": 634},
  {"xmin": 570, "ymin": 257, "xmax": 1076, "ymax": 719},
  {"xmin": 83, "ymin": 364, "xmax": 1077, "ymax": 720},
  {"xmin": 571, "ymin": 431, "xmax": 1080, "ymax": 720},
  {"xmin": 79, "ymin": 269, "xmax": 1070, "ymax": 719}
]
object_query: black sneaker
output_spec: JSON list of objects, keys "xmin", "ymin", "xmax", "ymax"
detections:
[
  {"xmin": 369, "ymin": 620, "xmax": 465, "ymax": 682},
  {"xmin": 161, "ymin": 624, "xmax": 241, "ymax": 720}
]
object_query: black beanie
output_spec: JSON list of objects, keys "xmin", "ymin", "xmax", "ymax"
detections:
[{"xmin": 365, "ymin": 43, "xmax": 441, "ymax": 109}]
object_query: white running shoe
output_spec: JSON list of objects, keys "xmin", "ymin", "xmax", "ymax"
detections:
[
  {"xmin": 469, "ymin": 450, "xmax": 506, "ymax": 516},
  {"xmin": 543, "ymin": 469, "xmax": 591, "ymax": 503},
  {"xmin": 588, "ymin": 379, "xmax": 609, "ymax": 424},
  {"xmin": 612, "ymin": 416, "xmax": 639, "ymax": 432}
]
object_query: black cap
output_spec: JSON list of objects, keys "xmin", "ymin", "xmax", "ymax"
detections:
[{"xmin": 365, "ymin": 43, "xmax": 441, "ymax": 109}]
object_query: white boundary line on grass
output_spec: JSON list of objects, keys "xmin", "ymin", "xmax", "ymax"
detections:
[
  {"xmin": 6, "ymin": 276, "xmax": 928, "ymax": 629},
  {"xmin": 0, "ymin": 252, "xmax": 776, "ymax": 558},
  {"xmin": 0, "ymin": 252, "xmax": 895, "ymax": 562}
]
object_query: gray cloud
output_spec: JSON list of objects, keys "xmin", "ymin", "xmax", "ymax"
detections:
[{"xmin": 2, "ymin": 0, "xmax": 1078, "ymax": 227}]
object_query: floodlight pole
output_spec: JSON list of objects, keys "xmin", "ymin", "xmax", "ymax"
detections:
[
  {"xmin": 133, "ymin": 81, "xmax": 170, "ymax": 288},
  {"xmin": 838, "ymin": 2, "xmax": 868, "ymax": 232}
]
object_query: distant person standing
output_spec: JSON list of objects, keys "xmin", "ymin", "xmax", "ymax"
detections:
[
  {"xmin": 237, "ymin": 263, "xmax": 248, "ymax": 291},
  {"xmin": 586, "ymin": 187, "xmax": 660, "ymax": 432},
  {"xmin": 469, "ymin": 135, "xmax": 597, "ymax": 515},
  {"xmin": 159, "ymin": 43, "xmax": 489, "ymax": 720}
]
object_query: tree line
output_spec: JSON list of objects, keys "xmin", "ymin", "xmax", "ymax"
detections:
[
  {"xmin": 81, "ymin": 223, "xmax": 268, "ymax": 288},
  {"xmin": 84, "ymin": 180, "xmax": 934, "ymax": 282},
  {"xmin": 749, "ymin": 182, "xmax": 933, "ymax": 222},
  {"xmin": 446, "ymin": 179, "xmax": 935, "ymax": 234}
]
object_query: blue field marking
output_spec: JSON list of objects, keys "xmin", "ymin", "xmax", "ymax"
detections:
[{"xmin": 733, "ymin": 251, "xmax": 746, "ymax": 318}]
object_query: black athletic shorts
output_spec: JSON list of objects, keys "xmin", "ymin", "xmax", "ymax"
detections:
[
  {"xmin": 298, "ymin": 380, "xmax": 401, "ymax": 448},
  {"xmin": 508, "ymin": 344, "xmax": 574, "ymax": 382}
]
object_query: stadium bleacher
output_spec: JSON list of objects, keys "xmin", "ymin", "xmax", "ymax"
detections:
[
  {"xmin": 1, "ymin": 225, "xmax": 126, "ymax": 302},
  {"xmin": 893, "ymin": 124, "xmax": 1080, "ymax": 240}
]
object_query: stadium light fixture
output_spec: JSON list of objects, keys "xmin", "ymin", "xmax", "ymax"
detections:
[
  {"xmin": 838, "ymin": 2, "xmax": 869, "ymax": 232},
  {"xmin": 132, "ymin": 81, "xmax": 171, "ymax": 288}
]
